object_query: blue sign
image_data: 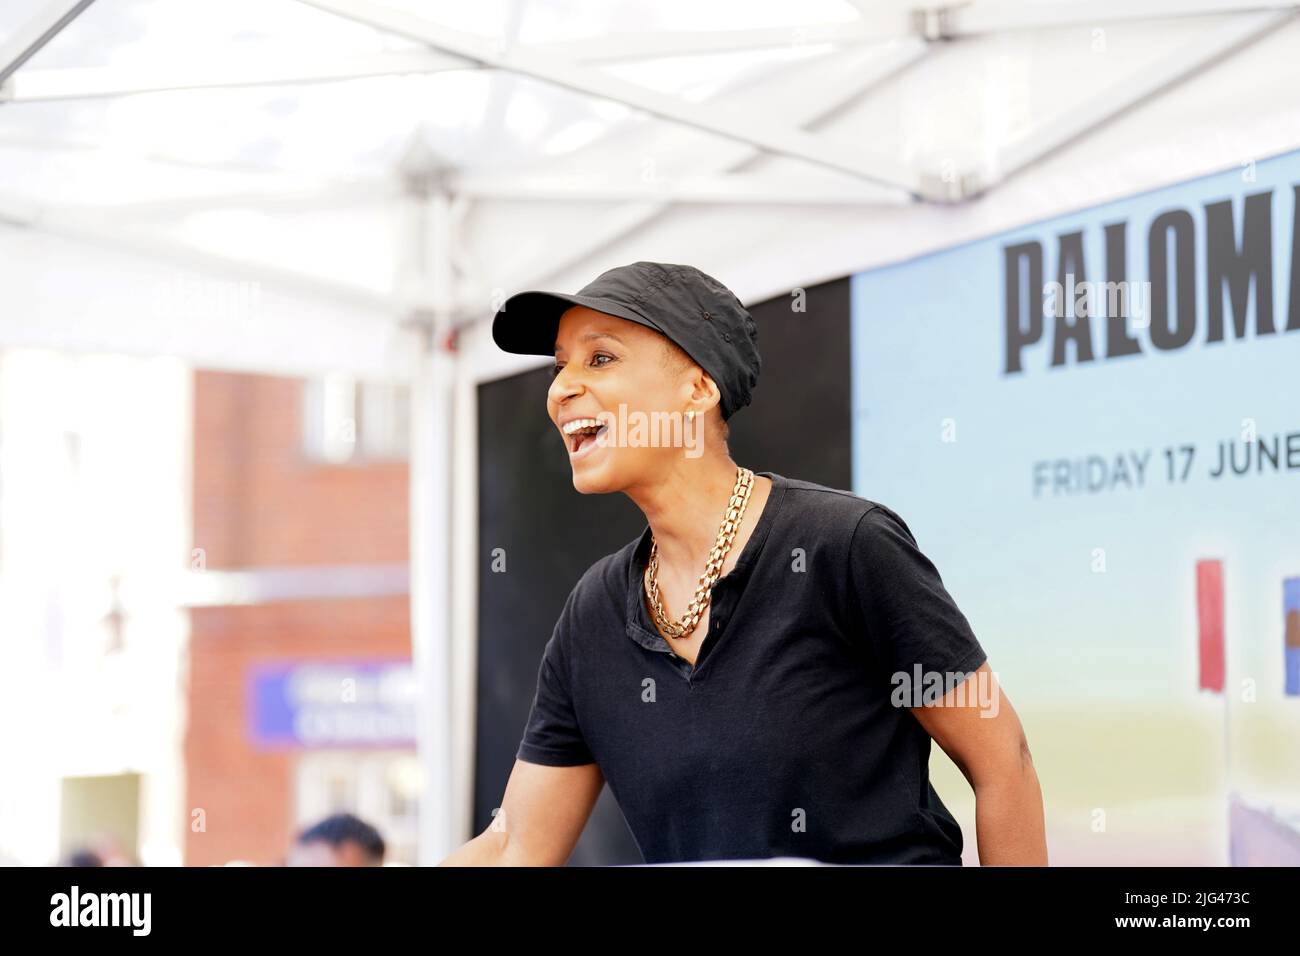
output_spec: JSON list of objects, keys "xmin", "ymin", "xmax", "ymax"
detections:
[{"xmin": 248, "ymin": 659, "xmax": 417, "ymax": 749}]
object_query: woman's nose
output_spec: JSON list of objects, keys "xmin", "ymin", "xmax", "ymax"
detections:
[{"xmin": 548, "ymin": 363, "xmax": 583, "ymax": 402}]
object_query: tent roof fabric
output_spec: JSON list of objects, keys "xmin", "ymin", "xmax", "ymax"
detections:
[{"xmin": 2, "ymin": 0, "xmax": 1299, "ymax": 380}]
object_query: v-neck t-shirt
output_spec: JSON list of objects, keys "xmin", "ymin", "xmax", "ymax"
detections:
[{"xmin": 514, "ymin": 470, "xmax": 989, "ymax": 865}]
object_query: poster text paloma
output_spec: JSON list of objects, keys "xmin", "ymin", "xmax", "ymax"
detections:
[{"xmin": 1003, "ymin": 186, "xmax": 1300, "ymax": 373}]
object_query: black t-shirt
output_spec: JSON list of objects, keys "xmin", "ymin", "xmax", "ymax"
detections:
[{"xmin": 515, "ymin": 470, "xmax": 988, "ymax": 865}]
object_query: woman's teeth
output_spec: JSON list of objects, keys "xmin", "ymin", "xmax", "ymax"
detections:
[
  {"xmin": 561, "ymin": 417, "xmax": 603, "ymax": 435},
  {"xmin": 561, "ymin": 418, "xmax": 608, "ymax": 456}
]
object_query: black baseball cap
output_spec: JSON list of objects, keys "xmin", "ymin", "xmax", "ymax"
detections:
[{"xmin": 491, "ymin": 261, "xmax": 761, "ymax": 420}]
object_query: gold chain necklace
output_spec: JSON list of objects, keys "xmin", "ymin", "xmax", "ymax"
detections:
[{"xmin": 643, "ymin": 466, "xmax": 755, "ymax": 640}]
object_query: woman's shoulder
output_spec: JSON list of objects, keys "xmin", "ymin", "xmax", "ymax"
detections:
[{"xmin": 775, "ymin": 472, "xmax": 895, "ymax": 526}]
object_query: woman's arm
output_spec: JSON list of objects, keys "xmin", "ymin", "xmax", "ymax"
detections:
[
  {"xmin": 438, "ymin": 758, "xmax": 605, "ymax": 866},
  {"xmin": 909, "ymin": 661, "xmax": 1047, "ymax": 865}
]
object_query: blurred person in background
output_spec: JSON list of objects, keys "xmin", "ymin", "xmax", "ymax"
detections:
[
  {"xmin": 60, "ymin": 832, "xmax": 137, "ymax": 866},
  {"xmin": 286, "ymin": 813, "xmax": 385, "ymax": 866},
  {"xmin": 60, "ymin": 847, "xmax": 103, "ymax": 867}
]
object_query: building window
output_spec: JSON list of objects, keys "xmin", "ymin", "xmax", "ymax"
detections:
[{"xmin": 301, "ymin": 375, "xmax": 409, "ymax": 464}]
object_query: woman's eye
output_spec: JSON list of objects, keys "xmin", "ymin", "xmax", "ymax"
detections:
[{"xmin": 553, "ymin": 354, "xmax": 612, "ymax": 378}]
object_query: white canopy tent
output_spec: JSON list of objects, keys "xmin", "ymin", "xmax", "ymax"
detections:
[{"xmin": 3, "ymin": 0, "xmax": 1299, "ymax": 864}]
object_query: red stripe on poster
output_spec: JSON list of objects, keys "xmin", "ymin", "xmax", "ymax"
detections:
[{"xmin": 1197, "ymin": 559, "xmax": 1225, "ymax": 693}]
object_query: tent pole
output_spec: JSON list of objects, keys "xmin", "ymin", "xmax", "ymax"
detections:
[{"xmin": 408, "ymin": 174, "xmax": 458, "ymax": 865}]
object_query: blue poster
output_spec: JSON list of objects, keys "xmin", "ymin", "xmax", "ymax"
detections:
[{"xmin": 850, "ymin": 148, "xmax": 1300, "ymax": 864}]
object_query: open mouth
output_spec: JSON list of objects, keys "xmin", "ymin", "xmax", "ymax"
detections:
[{"xmin": 561, "ymin": 418, "xmax": 610, "ymax": 458}]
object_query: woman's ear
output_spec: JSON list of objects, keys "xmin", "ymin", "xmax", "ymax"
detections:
[{"xmin": 691, "ymin": 370, "xmax": 722, "ymax": 412}]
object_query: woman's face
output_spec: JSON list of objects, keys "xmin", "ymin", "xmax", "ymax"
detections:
[{"xmin": 548, "ymin": 304, "xmax": 710, "ymax": 493}]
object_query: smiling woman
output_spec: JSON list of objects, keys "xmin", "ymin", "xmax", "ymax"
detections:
[{"xmin": 436, "ymin": 260, "xmax": 1047, "ymax": 868}]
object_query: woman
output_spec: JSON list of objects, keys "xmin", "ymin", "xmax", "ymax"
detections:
[{"xmin": 440, "ymin": 261, "xmax": 1046, "ymax": 866}]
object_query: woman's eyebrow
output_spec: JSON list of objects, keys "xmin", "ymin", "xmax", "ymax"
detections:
[{"xmin": 553, "ymin": 330, "xmax": 627, "ymax": 353}]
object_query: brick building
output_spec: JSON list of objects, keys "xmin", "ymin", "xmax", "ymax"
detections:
[{"xmin": 184, "ymin": 371, "xmax": 416, "ymax": 866}]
